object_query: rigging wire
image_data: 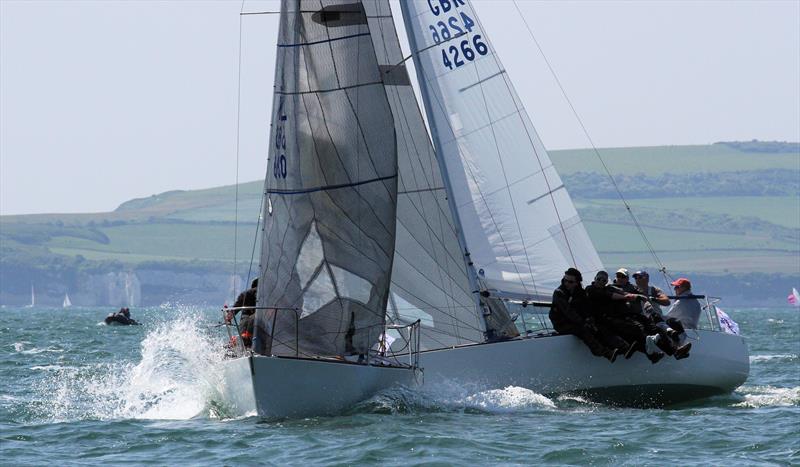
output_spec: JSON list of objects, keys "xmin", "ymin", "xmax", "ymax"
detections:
[
  {"xmin": 233, "ymin": 1, "xmax": 268, "ymax": 287},
  {"xmin": 510, "ymin": 0, "xmax": 673, "ymax": 287},
  {"xmin": 232, "ymin": 0, "xmax": 247, "ymax": 300}
]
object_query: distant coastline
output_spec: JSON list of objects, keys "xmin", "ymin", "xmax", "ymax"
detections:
[{"xmin": 1, "ymin": 142, "xmax": 797, "ymax": 307}]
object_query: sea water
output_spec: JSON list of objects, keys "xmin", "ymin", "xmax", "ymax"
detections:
[{"xmin": 1, "ymin": 306, "xmax": 797, "ymax": 465}]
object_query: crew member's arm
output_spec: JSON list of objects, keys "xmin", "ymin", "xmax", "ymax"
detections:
[
  {"xmin": 652, "ymin": 289, "xmax": 670, "ymax": 306},
  {"xmin": 611, "ymin": 292, "xmax": 638, "ymax": 302}
]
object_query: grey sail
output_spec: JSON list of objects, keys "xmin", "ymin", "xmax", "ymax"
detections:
[
  {"xmin": 253, "ymin": 0, "xmax": 398, "ymax": 358},
  {"xmin": 363, "ymin": 0, "xmax": 485, "ymax": 350}
]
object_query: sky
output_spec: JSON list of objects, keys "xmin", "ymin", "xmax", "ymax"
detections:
[{"xmin": 1, "ymin": 0, "xmax": 798, "ymax": 216}]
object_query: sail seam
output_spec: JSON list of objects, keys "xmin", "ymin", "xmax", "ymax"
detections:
[
  {"xmin": 276, "ymin": 81, "xmax": 384, "ymax": 96},
  {"xmin": 266, "ymin": 173, "xmax": 397, "ymax": 195},
  {"xmin": 277, "ymin": 32, "xmax": 370, "ymax": 48}
]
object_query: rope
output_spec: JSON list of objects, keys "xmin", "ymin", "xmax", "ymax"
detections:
[{"xmin": 510, "ymin": 0, "xmax": 672, "ymax": 288}]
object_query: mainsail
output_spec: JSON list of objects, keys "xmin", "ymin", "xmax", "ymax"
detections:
[
  {"xmin": 363, "ymin": 0, "xmax": 485, "ymax": 350},
  {"xmin": 254, "ymin": 0, "xmax": 398, "ymax": 357},
  {"xmin": 400, "ymin": 0, "xmax": 604, "ymax": 298}
]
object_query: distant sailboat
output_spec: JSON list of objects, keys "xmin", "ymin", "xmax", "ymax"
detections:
[
  {"xmin": 25, "ymin": 285, "xmax": 35, "ymax": 308},
  {"xmin": 789, "ymin": 287, "xmax": 800, "ymax": 307},
  {"xmin": 63, "ymin": 293, "xmax": 72, "ymax": 308}
]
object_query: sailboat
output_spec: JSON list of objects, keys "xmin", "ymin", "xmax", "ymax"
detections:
[
  {"xmin": 222, "ymin": 0, "xmax": 749, "ymax": 418},
  {"xmin": 25, "ymin": 284, "xmax": 35, "ymax": 308},
  {"xmin": 63, "ymin": 293, "xmax": 72, "ymax": 308}
]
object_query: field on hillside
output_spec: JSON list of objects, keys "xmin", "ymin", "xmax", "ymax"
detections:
[
  {"xmin": 547, "ymin": 142, "xmax": 799, "ymax": 275},
  {"xmin": 549, "ymin": 143, "xmax": 799, "ymax": 175},
  {"xmin": 577, "ymin": 196, "xmax": 800, "ymax": 229}
]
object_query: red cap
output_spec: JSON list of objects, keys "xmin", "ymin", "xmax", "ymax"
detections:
[{"xmin": 671, "ymin": 278, "xmax": 691, "ymax": 288}]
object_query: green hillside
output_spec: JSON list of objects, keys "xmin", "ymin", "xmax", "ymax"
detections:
[
  {"xmin": 1, "ymin": 141, "xmax": 798, "ymax": 306},
  {"xmin": 550, "ymin": 142, "xmax": 799, "ymax": 175},
  {"xmin": 551, "ymin": 141, "xmax": 799, "ymax": 276}
]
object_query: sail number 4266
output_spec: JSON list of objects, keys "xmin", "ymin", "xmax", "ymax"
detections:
[
  {"xmin": 426, "ymin": 9, "xmax": 489, "ymax": 71},
  {"xmin": 442, "ymin": 35, "xmax": 488, "ymax": 70}
]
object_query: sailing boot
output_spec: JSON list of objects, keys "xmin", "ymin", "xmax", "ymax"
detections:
[
  {"xmin": 645, "ymin": 334, "xmax": 662, "ymax": 355},
  {"xmin": 674, "ymin": 342, "xmax": 692, "ymax": 360},
  {"xmin": 647, "ymin": 351, "xmax": 665, "ymax": 364}
]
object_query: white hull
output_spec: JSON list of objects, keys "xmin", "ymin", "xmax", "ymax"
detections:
[
  {"xmin": 223, "ymin": 330, "xmax": 748, "ymax": 418},
  {"xmin": 222, "ymin": 356, "xmax": 416, "ymax": 419},
  {"xmin": 419, "ymin": 330, "xmax": 749, "ymax": 406}
]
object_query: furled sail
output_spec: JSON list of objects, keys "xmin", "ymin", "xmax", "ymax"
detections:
[
  {"xmin": 400, "ymin": 0, "xmax": 604, "ymax": 298},
  {"xmin": 363, "ymin": 0, "xmax": 485, "ymax": 350},
  {"xmin": 253, "ymin": 0, "xmax": 398, "ymax": 357}
]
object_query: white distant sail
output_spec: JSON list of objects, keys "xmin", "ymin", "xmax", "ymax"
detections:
[
  {"xmin": 400, "ymin": 0, "xmax": 603, "ymax": 298},
  {"xmin": 63, "ymin": 293, "xmax": 72, "ymax": 308},
  {"xmin": 26, "ymin": 284, "xmax": 35, "ymax": 308}
]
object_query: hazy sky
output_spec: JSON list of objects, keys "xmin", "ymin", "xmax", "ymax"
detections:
[{"xmin": 1, "ymin": 0, "xmax": 798, "ymax": 215}]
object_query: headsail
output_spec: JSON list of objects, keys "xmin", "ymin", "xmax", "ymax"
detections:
[
  {"xmin": 254, "ymin": 0, "xmax": 398, "ymax": 358},
  {"xmin": 363, "ymin": 0, "xmax": 485, "ymax": 349},
  {"xmin": 400, "ymin": 0, "xmax": 604, "ymax": 298}
]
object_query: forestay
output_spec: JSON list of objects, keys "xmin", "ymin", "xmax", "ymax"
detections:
[
  {"xmin": 363, "ymin": 0, "xmax": 485, "ymax": 350},
  {"xmin": 400, "ymin": 0, "xmax": 603, "ymax": 298},
  {"xmin": 253, "ymin": 0, "xmax": 398, "ymax": 358}
]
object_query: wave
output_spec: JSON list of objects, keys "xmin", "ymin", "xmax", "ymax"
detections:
[
  {"xmin": 461, "ymin": 386, "xmax": 557, "ymax": 412},
  {"xmin": 13, "ymin": 342, "xmax": 64, "ymax": 355},
  {"xmin": 733, "ymin": 385, "xmax": 800, "ymax": 408},
  {"xmin": 749, "ymin": 354, "xmax": 798, "ymax": 363},
  {"xmin": 351, "ymin": 384, "xmax": 562, "ymax": 416},
  {"xmin": 30, "ymin": 365, "xmax": 72, "ymax": 371},
  {"xmin": 32, "ymin": 310, "xmax": 238, "ymax": 423}
]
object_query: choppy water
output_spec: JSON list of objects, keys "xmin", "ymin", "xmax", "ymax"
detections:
[{"xmin": 1, "ymin": 306, "xmax": 797, "ymax": 465}]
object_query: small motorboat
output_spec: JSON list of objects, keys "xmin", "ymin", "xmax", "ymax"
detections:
[{"xmin": 104, "ymin": 307, "xmax": 140, "ymax": 326}]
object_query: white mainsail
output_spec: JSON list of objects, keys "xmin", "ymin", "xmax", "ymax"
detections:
[
  {"xmin": 254, "ymin": 0, "xmax": 399, "ymax": 358},
  {"xmin": 63, "ymin": 293, "xmax": 72, "ymax": 308},
  {"xmin": 400, "ymin": 0, "xmax": 604, "ymax": 299},
  {"xmin": 364, "ymin": 0, "xmax": 485, "ymax": 350}
]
